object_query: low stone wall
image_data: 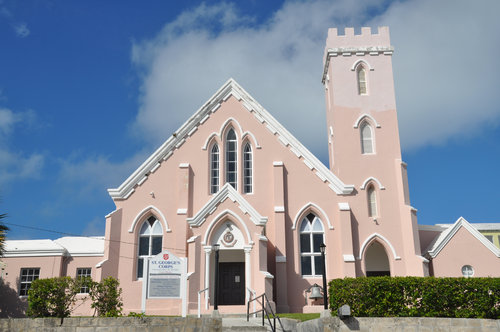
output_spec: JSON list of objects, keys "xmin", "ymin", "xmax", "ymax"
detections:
[
  {"xmin": 0, "ymin": 316, "xmax": 222, "ymax": 332},
  {"xmin": 296, "ymin": 316, "xmax": 500, "ymax": 332}
]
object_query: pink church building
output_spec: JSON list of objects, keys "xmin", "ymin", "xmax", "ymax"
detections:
[{"xmin": 1, "ymin": 27, "xmax": 499, "ymax": 317}]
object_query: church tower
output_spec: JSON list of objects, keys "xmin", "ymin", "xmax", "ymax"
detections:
[{"xmin": 323, "ymin": 27, "xmax": 426, "ymax": 276}]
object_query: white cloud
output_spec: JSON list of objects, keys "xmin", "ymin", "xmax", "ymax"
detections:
[
  {"xmin": 13, "ymin": 22, "xmax": 29, "ymax": 38},
  {"xmin": 82, "ymin": 217, "xmax": 105, "ymax": 236},
  {"xmin": 0, "ymin": 108, "xmax": 44, "ymax": 184},
  {"xmin": 130, "ymin": 0, "xmax": 500, "ymax": 158},
  {"xmin": 58, "ymin": 151, "xmax": 150, "ymax": 198}
]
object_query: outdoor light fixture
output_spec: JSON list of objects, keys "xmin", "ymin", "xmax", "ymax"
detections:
[
  {"xmin": 320, "ymin": 243, "xmax": 328, "ymax": 310},
  {"xmin": 213, "ymin": 244, "xmax": 220, "ymax": 311},
  {"xmin": 338, "ymin": 304, "xmax": 351, "ymax": 319}
]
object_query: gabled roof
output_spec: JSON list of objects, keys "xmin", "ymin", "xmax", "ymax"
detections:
[
  {"xmin": 425, "ymin": 217, "xmax": 500, "ymax": 258},
  {"xmin": 108, "ymin": 79, "xmax": 354, "ymax": 200},
  {"xmin": 187, "ymin": 183, "xmax": 267, "ymax": 227}
]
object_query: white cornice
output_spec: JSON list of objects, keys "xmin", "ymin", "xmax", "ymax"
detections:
[
  {"xmin": 426, "ymin": 217, "xmax": 500, "ymax": 258},
  {"xmin": 322, "ymin": 46, "xmax": 394, "ymax": 83},
  {"xmin": 188, "ymin": 183, "xmax": 268, "ymax": 227},
  {"xmin": 108, "ymin": 79, "xmax": 354, "ymax": 200}
]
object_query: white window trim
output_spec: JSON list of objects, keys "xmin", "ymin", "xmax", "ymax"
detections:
[
  {"xmin": 210, "ymin": 143, "xmax": 220, "ymax": 194},
  {"xmin": 243, "ymin": 142, "xmax": 253, "ymax": 194},
  {"xmin": 299, "ymin": 215, "xmax": 325, "ymax": 277}
]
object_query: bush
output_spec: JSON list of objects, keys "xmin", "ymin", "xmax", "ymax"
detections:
[
  {"xmin": 89, "ymin": 277, "xmax": 123, "ymax": 317},
  {"xmin": 329, "ymin": 277, "xmax": 500, "ymax": 319},
  {"xmin": 27, "ymin": 277, "xmax": 83, "ymax": 318}
]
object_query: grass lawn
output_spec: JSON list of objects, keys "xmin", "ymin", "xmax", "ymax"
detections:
[{"xmin": 277, "ymin": 313, "xmax": 322, "ymax": 322}]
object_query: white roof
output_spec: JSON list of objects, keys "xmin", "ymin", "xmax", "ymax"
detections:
[
  {"xmin": 4, "ymin": 239, "xmax": 66, "ymax": 257},
  {"xmin": 54, "ymin": 236, "xmax": 105, "ymax": 256},
  {"xmin": 436, "ymin": 222, "xmax": 500, "ymax": 231},
  {"xmin": 4, "ymin": 236, "xmax": 104, "ymax": 257}
]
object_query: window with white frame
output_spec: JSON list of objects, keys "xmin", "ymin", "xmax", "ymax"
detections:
[
  {"xmin": 367, "ymin": 184, "xmax": 378, "ymax": 217},
  {"xmin": 299, "ymin": 213, "xmax": 324, "ymax": 276},
  {"xmin": 357, "ymin": 66, "xmax": 367, "ymax": 95},
  {"xmin": 76, "ymin": 268, "xmax": 92, "ymax": 293},
  {"xmin": 461, "ymin": 265, "xmax": 474, "ymax": 277},
  {"xmin": 19, "ymin": 268, "xmax": 40, "ymax": 296},
  {"xmin": 137, "ymin": 216, "xmax": 163, "ymax": 278},
  {"xmin": 360, "ymin": 122, "xmax": 374, "ymax": 154},
  {"xmin": 225, "ymin": 128, "xmax": 237, "ymax": 189},
  {"xmin": 243, "ymin": 142, "xmax": 252, "ymax": 193},
  {"xmin": 210, "ymin": 143, "xmax": 220, "ymax": 194}
]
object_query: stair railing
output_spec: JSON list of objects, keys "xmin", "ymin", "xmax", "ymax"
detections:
[
  {"xmin": 247, "ymin": 293, "xmax": 287, "ymax": 332},
  {"xmin": 197, "ymin": 287, "xmax": 209, "ymax": 318}
]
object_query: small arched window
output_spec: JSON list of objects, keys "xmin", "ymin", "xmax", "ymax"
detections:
[
  {"xmin": 225, "ymin": 129, "xmax": 237, "ymax": 189},
  {"xmin": 243, "ymin": 142, "xmax": 252, "ymax": 193},
  {"xmin": 357, "ymin": 66, "xmax": 367, "ymax": 95},
  {"xmin": 210, "ymin": 143, "xmax": 219, "ymax": 194},
  {"xmin": 360, "ymin": 122, "xmax": 374, "ymax": 154},
  {"xmin": 299, "ymin": 213, "xmax": 324, "ymax": 276},
  {"xmin": 137, "ymin": 216, "xmax": 163, "ymax": 278},
  {"xmin": 367, "ymin": 185, "xmax": 377, "ymax": 217}
]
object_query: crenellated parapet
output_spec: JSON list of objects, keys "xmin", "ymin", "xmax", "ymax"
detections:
[{"xmin": 322, "ymin": 26, "xmax": 394, "ymax": 83}]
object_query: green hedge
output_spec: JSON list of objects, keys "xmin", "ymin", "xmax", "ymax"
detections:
[{"xmin": 329, "ymin": 277, "xmax": 500, "ymax": 319}]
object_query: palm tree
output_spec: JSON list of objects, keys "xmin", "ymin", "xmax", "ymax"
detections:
[{"xmin": 0, "ymin": 213, "xmax": 8, "ymax": 257}]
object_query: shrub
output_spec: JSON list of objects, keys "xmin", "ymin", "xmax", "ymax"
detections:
[
  {"xmin": 329, "ymin": 277, "xmax": 500, "ymax": 319},
  {"xmin": 27, "ymin": 277, "xmax": 83, "ymax": 318},
  {"xmin": 89, "ymin": 276, "xmax": 123, "ymax": 317}
]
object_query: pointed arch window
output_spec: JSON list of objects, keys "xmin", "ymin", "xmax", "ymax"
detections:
[
  {"xmin": 243, "ymin": 142, "xmax": 252, "ymax": 193},
  {"xmin": 225, "ymin": 129, "xmax": 237, "ymax": 189},
  {"xmin": 357, "ymin": 66, "xmax": 367, "ymax": 95},
  {"xmin": 360, "ymin": 122, "xmax": 374, "ymax": 154},
  {"xmin": 137, "ymin": 216, "xmax": 163, "ymax": 278},
  {"xmin": 210, "ymin": 143, "xmax": 220, "ymax": 194},
  {"xmin": 367, "ymin": 185, "xmax": 378, "ymax": 217},
  {"xmin": 299, "ymin": 213, "xmax": 324, "ymax": 276}
]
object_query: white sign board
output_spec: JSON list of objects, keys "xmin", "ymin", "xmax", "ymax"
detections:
[{"xmin": 141, "ymin": 250, "xmax": 187, "ymax": 316}]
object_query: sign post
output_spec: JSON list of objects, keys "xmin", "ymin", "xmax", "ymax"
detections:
[{"xmin": 141, "ymin": 250, "xmax": 188, "ymax": 317}]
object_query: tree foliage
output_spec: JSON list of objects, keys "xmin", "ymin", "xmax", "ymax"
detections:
[
  {"xmin": 0, "ymin": 213, "xmax": 9, "ymax": 257},
  {"xmin": 27, "ymin": 277, "xmax": 83, "ymax": 318},
  {"xmin": 89, "ymin": 277, "xmax": 123, "ymax": 317},
  {"xmin": 329, "ymin": 276, "xmax": 500, "ymax": 319}
]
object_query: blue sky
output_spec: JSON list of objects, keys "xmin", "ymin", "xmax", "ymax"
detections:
[{"xmin": 1, "ymin": 0, "xmax": 499, "ymax": 240}]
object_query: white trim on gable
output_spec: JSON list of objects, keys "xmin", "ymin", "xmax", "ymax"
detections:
[
  {"xmin": 353, "ymin": 114, "xmax": 381, "ymax": 129},
  {"xmin": 292, "ymin": 202, "xmax": 333, "ymax": 230},
  {"xmin": 128, "ymin": 205, "xmax": 171, "ymax": 233},
  {"xmin": 108, "ymin": 79, "xmax": 354, "ymax": 200},
  {"xmin": 201, "ymin": 209, "xmax": 253, "ymax": 246},
  {"xmin": 188, "ymin": 183, "xmax": 268, "ymax": 228},
  {"xmin": 426, "ymin": 217, "xmax": 500, "ymax": 258},
  {"xmin": 359, "ymin": 233, "xmax": 401, "ymax": 260},
  {"xmin": 360, "ymin": 177, "xmax": 386, "ymax": 190}
]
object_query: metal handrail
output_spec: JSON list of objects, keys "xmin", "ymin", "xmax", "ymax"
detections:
[
  {"xmin": 247, "ymin": 293, "xmax": 287, "ymax": 332},
  {"xmin": 198, "ymin": 287, "xmax": 209, "ymax": 318}
]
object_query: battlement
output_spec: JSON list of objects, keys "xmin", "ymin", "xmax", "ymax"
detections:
[{"xmin": 325, "ymin": 26, "xmax": 391, "ymax": 49}]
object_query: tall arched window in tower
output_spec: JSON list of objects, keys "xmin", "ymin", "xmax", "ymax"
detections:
[
  {"xmin": 357, "ymin": 66, "xmax": 367, "ymax": 95},
  {"xmin": 137, "ymin": 216, "xmax": 163, "ymax": 278},
  {"xmin": 360, "ymin": 122, "xmax": 374, "ymax": 154},
  {"xmin": 367, "ymin": 184, "xmax": 378, "ymax": 217},
  {"xmin": 243, "ymin": 142, "xmax": 253, "ymax": 193},
  {"xmin": 210, "ymin": 143, "xmax": 219, "ymax": 194},
  {"xmin": 299, "ymin": 213, "xmax": 324, "ymax": 276},
  {"xmin": 225, "ymin": 128, "xmax": 237, "ymax": 189}
]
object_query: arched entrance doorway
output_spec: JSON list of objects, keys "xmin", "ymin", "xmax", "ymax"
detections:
[
  {"xmin": 364, "ymin": 241, "xmax": 390, "ymax": 276},
  {"xmin": 208, "ymin": 219, "xmax": 250, "ymax": 306}
]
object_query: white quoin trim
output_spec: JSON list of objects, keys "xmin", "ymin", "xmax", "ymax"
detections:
[
  {"xmin": 202, "ymin": 209, "xmax": 253, "ymax": 246},
  {"xmin": 128, "ymin": 205, "xmax": 171, "ymax": 233},
  {"xmin": 292, "ymin": 202, "xmax": 333, "ymax": 230},
  {"xmin": 353, "ymin": 114, "xmax": 381, "ymax": 129},
  {"xmin": 358, "ymin": 233, "xmax": 401, "ymax": 261},
  {"xmin": 360, "ymin": 177, "xmax": 386, "ymax": 190},
  {"xmin": 351, "ymin": 59, "xmax": 374, "ymax": 71}
]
